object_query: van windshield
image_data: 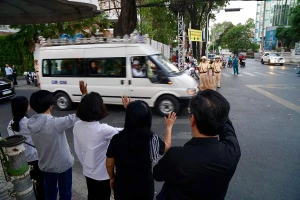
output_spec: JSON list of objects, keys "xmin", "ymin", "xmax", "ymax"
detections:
[{"xmin": 150, "ymin": 54, "xmax": 180, "ymax": 74}]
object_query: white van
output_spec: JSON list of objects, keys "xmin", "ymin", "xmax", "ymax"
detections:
[{"xmin": 38, "ymin": 38, "xmax": 198, "ymax": 116}]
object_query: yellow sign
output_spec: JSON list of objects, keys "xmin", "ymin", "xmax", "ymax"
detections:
[{"xmin": 188, "ymin": 29, "xmax": 202, "ymax": 42}]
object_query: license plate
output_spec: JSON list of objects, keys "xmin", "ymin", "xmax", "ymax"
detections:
[{"xmin": 2, "ymin": 90, "xmax": 12, "ymax": 95}]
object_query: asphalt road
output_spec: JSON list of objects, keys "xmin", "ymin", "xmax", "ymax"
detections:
[{"xmin": 0, "ymin": 59, "xmax": 300, "ymax": 200}]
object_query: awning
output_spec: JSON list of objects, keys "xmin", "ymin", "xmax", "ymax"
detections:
[{"xmin": 0, "ymin": 0, "xmax": 101, "ymax": 25}]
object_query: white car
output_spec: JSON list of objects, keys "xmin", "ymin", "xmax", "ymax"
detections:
[{"xmin": 261, "ymin": 52, "xmax": 285, "ymax": 66}]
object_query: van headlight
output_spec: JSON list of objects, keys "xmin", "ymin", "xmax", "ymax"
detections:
[{"xmin": 187, "ymin": 88, "xmax": 196, "ymax": 95}]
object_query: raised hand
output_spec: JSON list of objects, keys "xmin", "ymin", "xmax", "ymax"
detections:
[
  {"xmin": 164, "ymin": 112, "xmax": 177, "ymax": 129},
  {"xmin": 79, "ymin": 80, "xmax": 88, "ymax": 95},
  {"xmin": 197, "ymin": 75, "xmax": 216, "ymax": 91},
  {"xmin": 121, "ymin": 96, "xmax": 131, "ymax": 109}
]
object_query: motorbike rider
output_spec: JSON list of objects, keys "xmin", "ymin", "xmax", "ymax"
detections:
[
  {"xmin": 212, "ymin": 56, "xmax": 222, "ymax": 88},
  {"xmin": 239, "ymin": 54, "xmax": 246, "ymax": 67},
  {"xmin": 198, "ymin": 56, "xmax": 210, "ymax": 87},
  {"xmin": 227, "ymin": 55, "xmax": 232, "ymax": 67}
]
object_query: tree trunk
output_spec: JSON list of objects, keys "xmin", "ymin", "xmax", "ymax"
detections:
[
  {"xmin": 114, "ymin": 0, "xmax": 137, "ymax": 37},
  {"xmin": 192, "ymin": 42, "xmax": 197, "ymax": 58}
]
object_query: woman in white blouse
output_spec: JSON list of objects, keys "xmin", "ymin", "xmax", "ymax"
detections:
[
  {"xmin": 73, "ymin": 92, "xmax": 122, "ymax": 200},
  {"xmin": 7, "ymin": 96, "xmax": 45, "ymax": 200}
]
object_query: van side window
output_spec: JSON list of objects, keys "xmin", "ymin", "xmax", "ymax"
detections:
[
  {"xmin": 131, "ymin": 56, "xmax": 166, "ymax": 83},
  {"xmin": 87, "ymin": 58, "xmax": 126, "ymax": 78},
  {"xmin": 131, "ymin": 56, "xmax": 147, "ymax": 78},
  {"xmin": 42, "ymin": 59, "xmax": 84, "ymax": 77}
]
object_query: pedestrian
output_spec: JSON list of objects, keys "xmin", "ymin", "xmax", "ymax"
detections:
[
  {"xmin": 212, "ymin": 55, "xmax": 222, "ymax": 88},
  {"xmin": 153, "ymin": 75, "xmax": 241, "ymax": 200},
  {"xmin": 228, "ymin": 55, "xmax": 233, "ymax": 67},
  {"xmin": 233, "ymin": 55, "xmax": 240, "ymax": 75},
  {"xmin": 27, "ymin": 81, "xmax": 87, "ymax": 200},
  {"xmin": 11, "ymin": 65, "xmax": 18, "ymax": 86},
  {"xmin": 106, "ymin": 98, "xmax": 177, "ymax": 200},
  {"xmin": 73, "ymin": 92, "xmax": 122, "ymax": 200},
  {"xmin": 7, "ymin": 96, "xmax": 45, "ymax": 200},
  {"xmin": 198, "ymin": 56, "xmax": 210, "ymax": 87},
  {"xmin": 5, "ymin": 64, "xmax": 13, "ymax": 81}
]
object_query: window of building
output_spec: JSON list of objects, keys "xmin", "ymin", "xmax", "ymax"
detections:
[{"xmin": 87, "ymin": 57, "xmax": 126, "ymax": 78}]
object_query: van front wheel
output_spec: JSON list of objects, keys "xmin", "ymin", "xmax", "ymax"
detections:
[
  {"xmin": 156, "ymin": 95, "xmax": 180, "ymax": 116},
  {"xmin": 54, "ymin": 92, "xmax": 72, "ymax": 111}
]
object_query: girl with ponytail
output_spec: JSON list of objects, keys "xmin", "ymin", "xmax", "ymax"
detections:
[{"xmin": 7, "ymin": 96, "xmax": 45, "ymax": 200}]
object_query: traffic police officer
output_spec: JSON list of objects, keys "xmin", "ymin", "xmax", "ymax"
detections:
[
  {"xmin": 198, "ymin": 56, "xmax": 209, "ymax": 87},
  {"xmin": 212, "ymin": 55, "xmax": 222, "ymax": 88}
]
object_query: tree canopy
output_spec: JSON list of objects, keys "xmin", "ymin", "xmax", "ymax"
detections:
[
  {"xmin": 209, "ymin": 21, "xmax": 233, "ymax": 52},
  {"xmin": 136, "ymin": 0, "xmax": 177, "ymax": 44},
  {"xmin": 222, "ymin": 23, "xmax": 259, "ymax": 53}
]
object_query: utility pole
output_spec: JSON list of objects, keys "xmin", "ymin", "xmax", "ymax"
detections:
[
  {"xmin": 261, "ymin": 1, "xmax": 267, "ymax": 52},
  {"xmin": 206, "ymin": 10, "xmax": 212, "ymax": 58}
]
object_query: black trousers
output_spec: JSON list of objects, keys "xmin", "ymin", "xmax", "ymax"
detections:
[
  {"xmin": 85, "ymin": 177, "xmax": 111, "ymax": 200},
  {"xmin": 6, "ymin": 75, "xmax": 13, "ymax": 81},
  {"xmin": 28, "ymin": 160, "xmax": 45, "ymax": 200},
  {"xmin": 12, "ymin": 74, "xmax": 18, "ymax": 85}
]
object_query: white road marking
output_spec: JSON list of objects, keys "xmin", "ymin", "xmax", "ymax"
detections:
[
  {"xmin": 267, "ymin": 72, "xmax": 281, "ymax": 75},
  {"xmin": 246, "ymin": 85, "xmax": 300, "ymax": 113},
  {"xmin": 276, "ymin": 71, "xmax": 295, "ymax": 76},
  {"xmin": 243, "ymin": 72, "xmax": 256, "ymax": 76},
  {"xmin": 254, "ymin": 72, "xmax": 269, "ymax": 76},
  {"xmin": 222, "ymin": 73, "xmax": 230, "ymax": 77}
]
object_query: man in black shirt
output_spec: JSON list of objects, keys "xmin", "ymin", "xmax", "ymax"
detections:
[{"xmin": 153, "ymin": 76, "xmax": 241, "ymax": 200}]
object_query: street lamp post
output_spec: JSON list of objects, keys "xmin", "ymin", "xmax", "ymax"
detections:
[
  {"xmin": 206, "ymin": 10, "xmax": 212, "ymax": 58},
  {"xmin": 206, "ymin": 8, "xmax": 242, "ymax": 58}
]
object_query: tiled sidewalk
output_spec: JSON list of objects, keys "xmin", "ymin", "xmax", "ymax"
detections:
[{"xmin": 0, "ymin": 164, "xmax": 14, "ymax": 200}]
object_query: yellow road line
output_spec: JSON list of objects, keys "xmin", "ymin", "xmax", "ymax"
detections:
[{"xmin": 246, "ymin": 85, "xmax": 300, "ymax": 113}]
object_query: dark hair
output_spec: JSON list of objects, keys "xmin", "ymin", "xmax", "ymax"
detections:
[
  {"xmin": 30, "ymin": 90, "xmax": 53, "ymax": 113},
  {"xmin": 11, "ymin": 96, "xmax": 29, "ymax": 132},
  {"xmin": 190, "ymin": 90, "xmax": 230, "ymax": 136},
  {"xmin": 76, "ymin": 92, "xmax": 108, "ymax": 121},
  {"xmin": 120, "ymin": 100, "xmax": 153, "ymax": 152}
]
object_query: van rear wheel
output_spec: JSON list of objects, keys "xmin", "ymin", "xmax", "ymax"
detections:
[
  {"xmin": 156, "ymin": 95, "xmax": 180, "ymax": 116},
  {"xmin": 54, "ymin": 92, "xmax": 72, "ymax": 111}
]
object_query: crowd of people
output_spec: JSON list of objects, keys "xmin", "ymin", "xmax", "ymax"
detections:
[{"xmin": 6, "ymin": 74, "xmax": 240, "ymax": 200}]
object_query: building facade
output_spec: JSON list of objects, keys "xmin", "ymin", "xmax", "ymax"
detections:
[{"xmin": 254, "ymin": 0, "xmax": 297, "ymax": 43}]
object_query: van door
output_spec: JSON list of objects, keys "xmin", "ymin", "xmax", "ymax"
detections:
[
  {"xmin": 84, "ymin": 55, "xmax": 129, "ymax": 105},
  {"xmin": 127, "ymin": 55, "xmax": 170, "ymax": 107}
]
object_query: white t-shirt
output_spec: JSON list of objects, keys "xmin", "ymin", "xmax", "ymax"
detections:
[
  {"xmin": 7, "ymin": 117, "xmax": 39, "ymax": 162},
  {"xmin": 73, "ymin": 121, "xmax": 122, "ymax": 180},
  {"xmin": 132, "ymin": 68, "xmax": 146, "ymax": 77}
]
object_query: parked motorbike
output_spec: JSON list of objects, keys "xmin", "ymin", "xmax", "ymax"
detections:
[
  {"xmin": 222, "ymin": 60, "xmax": 227, "ymax": 68},
  {"xmin": 184, "ymin": 62, "xmax": 199, "ymax": 80},
  {"xmin": 24, "ymin": 71, "xmax": 38, "ymax": 87},
  {"xmin": 240, "ymin": 59, "xmax": 246, "ymax": 67}
]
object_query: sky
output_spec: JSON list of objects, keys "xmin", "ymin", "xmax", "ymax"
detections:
[{"xmin": 212, "ymin": 1, "xmax": 257, "ymax": 26}]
